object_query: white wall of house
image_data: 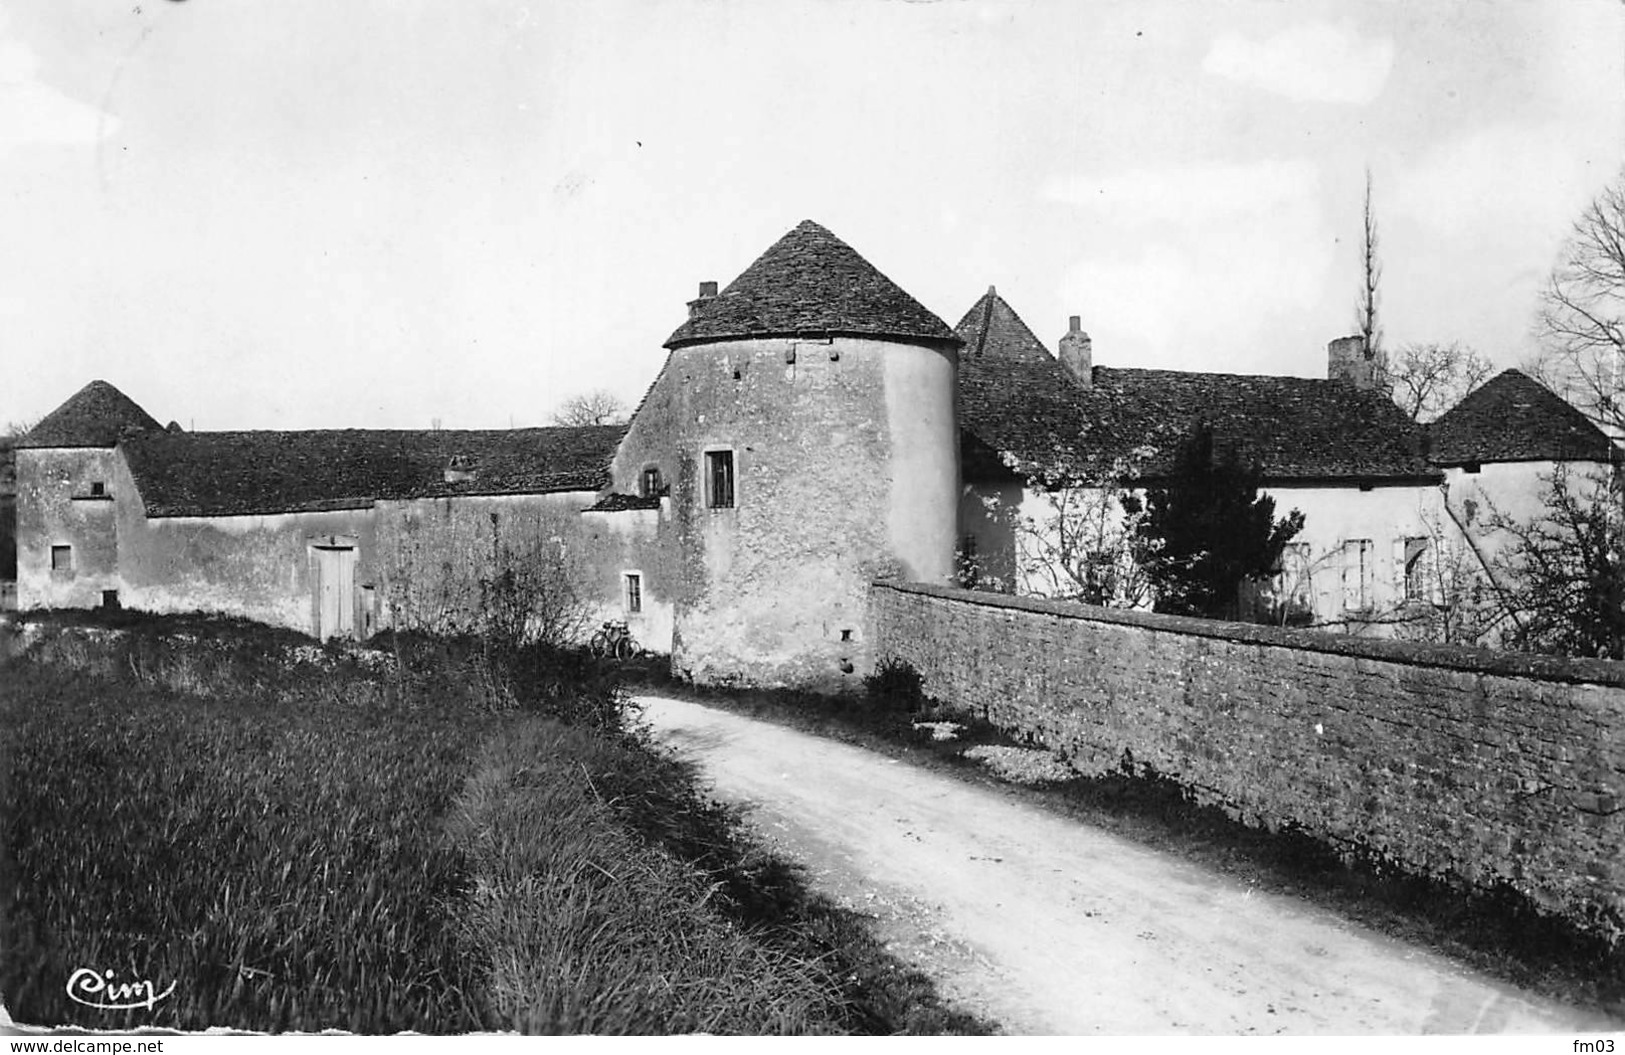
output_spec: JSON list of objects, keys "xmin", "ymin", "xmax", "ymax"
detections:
[
  {"xmin": 962, "ymin": 478, "xmax": 1469, "ymax": 635},
  {"xmin": 1258, "ymin": 481, "xmax": 1448, "ymax": 632}
]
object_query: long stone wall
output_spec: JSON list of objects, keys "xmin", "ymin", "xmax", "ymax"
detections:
[{"xmin": 870, "ymin": 581, "xmax": 1625, "ymax": 939}]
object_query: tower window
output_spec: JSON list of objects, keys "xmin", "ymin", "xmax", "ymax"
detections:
[
  {"xmin": 705, "ymin": 449, "xmax": 735, "ymax": 509},
  {"xmin": 640, "ymin": 466, "xmax": 663, "ymax": 498}
]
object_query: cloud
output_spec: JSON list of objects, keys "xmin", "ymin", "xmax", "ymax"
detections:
[
  {"xmin": 0, "ymin": 20, "xmax": 118, "ymax": 149},
  {"xmin": 1044, "ymin": 159, "xmax": 1320, "ymax": 226},
  {"xmin": 1389, "ymin": 123, "xmax": 1607, "ymax": 240},
  {"xmin": 1043, "ymin": 157, "xmax": 1333, "ymax": 368},
  {"xmin": 1203, "ymin": 21, "xmax": 1393, "ymax": 105}
]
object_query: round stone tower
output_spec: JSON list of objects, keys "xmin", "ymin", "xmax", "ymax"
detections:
[{"xmin": 611, "ymin": 220, "xmax": 961, "ymax": 690}]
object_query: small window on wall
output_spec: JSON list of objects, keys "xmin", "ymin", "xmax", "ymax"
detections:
[
  {"xmin": 705, "ymin": 449, "xmax": 735, "ymax": 509},
  {"xmin": 640, "ymin": 466, "xmax": 663, "ymax": 498},
  {"xmin": 1276, "ymin": 542, "xmax": 1313, "ymax": 609},
  {"xmin": 623, "ymin": 572, "xmax": 643, "ymax": 614},
  {"xmin": 1403, "ymin": 537, "xmax": 1430, "ymax": 602},
  {"xmin": 90, "ymin": 481, "xmax": 106, "ymax": 497},
  {"xmin": 1341, "ymin": 539, "xmax": 1373, "ymax": 610},
  {"xmin": 50, "ymin": 545, "xmax": 73, "ymax": 574}
]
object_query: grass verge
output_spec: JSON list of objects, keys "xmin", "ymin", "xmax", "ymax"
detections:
[{"xmin": 0, "ymin": 614, "xmax": 991, "ymax": 1034}]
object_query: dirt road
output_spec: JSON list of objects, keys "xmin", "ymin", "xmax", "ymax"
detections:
[{"xmin": 637, "ymin": 694, "xmax": 1623, "ymax": 1036}]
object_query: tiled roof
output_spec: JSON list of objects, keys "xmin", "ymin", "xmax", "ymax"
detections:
[
  {"xmin": 120, "ymin": 426, "xmax": 625, "ymax": 517},
  {"xmin": 19, "ymin": 381, "xmax": 162, "ymax": 449},
  {"xmin": 955, "ymin": 286, "xmax": 1057, "ymax": 366},
  {"xmin": 1427, "ymin": 369, "xmax": 1619, "ymax": 465},
  {"xmin": 584, "ymin": 492, "xmax": 662, "ymax": 512},
  {"xmin": 664, "ymin": 220, "xmax": 960, "ymax": 349},
  {"xmin": 954, "ymin": 291, "xmax": 1437, "ymax": 484}
]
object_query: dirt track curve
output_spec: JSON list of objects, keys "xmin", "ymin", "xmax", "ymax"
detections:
[{"xmin": 637, "ymin": 694, "xmax": 1624, "ymax": 1036}]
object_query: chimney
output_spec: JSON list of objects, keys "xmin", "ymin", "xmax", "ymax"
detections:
[
  {"xmin": 1058, "ymin": 315, "xmax": 1092, "ymax": 388},
  {"xmin": 1328, "ymin": 334, "xmax": 1376, "ymax": 389},
  {"xmin": 687, "ymin": 280, "xmax": 718, "ymax": 319}
]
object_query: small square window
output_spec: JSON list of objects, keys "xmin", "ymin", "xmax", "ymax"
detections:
[
  {"xmin": 51, "ymin": 545, "xmax": 73, "ymax": 573},
  {"xmin": 624, "ymin": 572, "xmax": 643, "ymax": 614},
  {"xmin": 705, "ymin": 450, "xmax": 735, "ymax": 509},
  {"xmin": 101, "ymin": 590, "xmax": 120, "ymax": 609},
  {"xmin": 90, "ymin": 481, "xmax": 106, "ymax": 497}
]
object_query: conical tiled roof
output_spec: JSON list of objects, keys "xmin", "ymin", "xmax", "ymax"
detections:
[
  {"xmin": 952, "ymin": 286, "xmax": 1057, "ymax": 364},
  {"xmin": 18, "ymin": 380, "xmax": 162, "ymax": 449},
  {"xmin": 664, "ymin": 220, "xmax": 960, "ymax": 349},
  {"xmin": 1427, "ymin": 369, "xmax": 1619, "ymax": 465}
]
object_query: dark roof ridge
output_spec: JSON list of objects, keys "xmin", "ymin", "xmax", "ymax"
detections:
[
  {"xmin": 950, "ymin": 288, "xmax": 1055, "ymax": 365},
  {"xmin": 664, "ymin": 220, "xmax": 960, "ymax": 349},
  {"xmin": 120, "ymin": 425, "xmax": 624, "ymax": 518},
  {"xmin": 19, "ymin": 380, "xmax": 163, "ymax": 449},
  {"xmin": 1428, "ymin": 368, "xmax": 1618, "ymax": 465},
  {"xmin": 1097, "ymin": 364, "xmax": 1354, "ymax": 385},
  {"xmin": 954, "ymin": 294, "xmax": 1435, "ymax": 484}
]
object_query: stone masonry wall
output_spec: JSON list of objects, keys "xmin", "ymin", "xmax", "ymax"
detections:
[{"xmin": 871, "ymin": 581, "xmax": 1625, "ymax": 938}]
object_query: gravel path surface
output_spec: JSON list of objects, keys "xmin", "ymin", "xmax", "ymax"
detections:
[{"xmin": 638, "ymin": 693, "xmax": 1624, "ymax": 1036}]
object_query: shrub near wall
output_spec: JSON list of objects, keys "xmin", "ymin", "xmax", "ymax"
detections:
[{"xmin": 871, "ymin": 581, "xmax": 1625, "ymax": 942}]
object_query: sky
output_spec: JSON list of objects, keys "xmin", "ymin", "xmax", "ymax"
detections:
[{"xmin": 2, "ymin": 0, "xmax": 1623, "ymax": 431}]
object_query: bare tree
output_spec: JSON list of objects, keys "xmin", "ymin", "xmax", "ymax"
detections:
[
  {"xmin": 1537, "ymin": 173, "xmax": 1625, "ymax": 439},
  {"xmin": 1490, "ymin": 463, "xmax": 1624, "ymax": 660},
  {"xmin": 550, "ymin": 390, "xmax": 628, "ymax": 427},
  {"xmin": 975, "ymin": 454, "xmax": 1156, "ymax": 608},
  {"xmin": 1388, "ymin": 341, "xmax": 1494, "ymax": 422},
  {"xmin": 1354, "ymin": 168, "xmax": 1386, "ymax": 385}
]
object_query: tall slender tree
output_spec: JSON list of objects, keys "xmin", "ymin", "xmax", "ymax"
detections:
[{"xmin": 1354, "ymin": 168, "xmax": 1386, "ymax": 387}]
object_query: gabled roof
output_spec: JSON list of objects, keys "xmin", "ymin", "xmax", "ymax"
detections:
[
  {"xmin": 120, "ymin": 425, "xmax": 625, "ymax": 518},
  {"xmin": 664, "ymin": 220, "xmax": 961, "ymax": 349},
  {"xmin": 18, "ymin": 380, "xmax": 162, "ymax": 449},
  {"xmin": 954, "ymin": 293, "xmax": 1437, "ymax": 485},
  {"xmin": 955, "ymin": 286, "xmax": 1057, "ymax": 366},
  {"xmin": 1427, "ymin": 369, "xmax": 1619, "ymax": 465}
]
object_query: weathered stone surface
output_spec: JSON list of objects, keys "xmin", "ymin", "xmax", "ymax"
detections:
[{"xmin": 872, "ymin": 581, "xmax": 1625, "ymax": 939}]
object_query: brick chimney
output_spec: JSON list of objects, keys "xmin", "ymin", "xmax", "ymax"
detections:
[
  {"xmin": 687, "ymin": 280, "xmax": 718, "ymax": 319},
  {"xmin": 1328, "ymin": 334, "xmax": 1381, "ymax": 390},
  {"xmin": 1059, "ymin": 315, "xmax": 1092, "ymax": 388}
]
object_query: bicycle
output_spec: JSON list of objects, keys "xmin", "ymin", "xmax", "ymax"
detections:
[{"xmin": 589, "ymin": 619, "xmax": 641, "ymax": 661}]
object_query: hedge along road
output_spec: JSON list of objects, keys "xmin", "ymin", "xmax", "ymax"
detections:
[{"xmin": 636, "ymin": 694, "xmax": 1624, "ymax": 1036}]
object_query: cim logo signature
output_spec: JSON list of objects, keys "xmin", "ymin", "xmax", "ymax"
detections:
[{"xmin": 65, "ymin": 967, "xmax": 176, "ymax": 1011}]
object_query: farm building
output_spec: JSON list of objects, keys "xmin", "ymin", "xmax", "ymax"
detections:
[{"xmin": 9, "ymin": 220, "xmax": 1620, "ymax": 687}]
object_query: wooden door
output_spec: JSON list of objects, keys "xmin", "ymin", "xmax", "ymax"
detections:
[{"xmin": 312, "ymin": 544, "xmax": 357, "ymax": 641}]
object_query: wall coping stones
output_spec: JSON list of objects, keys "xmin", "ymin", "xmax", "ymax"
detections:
[{"xmin": 875, "ymin": 580, "xmax": 1625, "ymax": 689}]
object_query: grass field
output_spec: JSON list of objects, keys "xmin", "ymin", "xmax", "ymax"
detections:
[{"xmin": 0, "ymin": 616, "xmax": 990, "ymax": 1035}]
